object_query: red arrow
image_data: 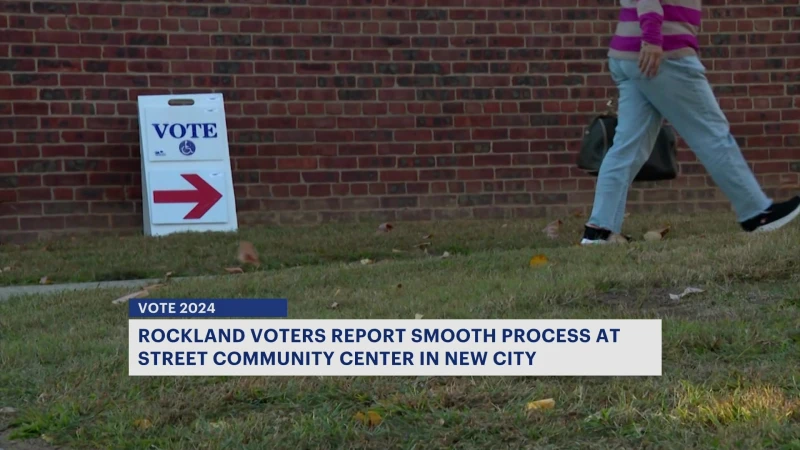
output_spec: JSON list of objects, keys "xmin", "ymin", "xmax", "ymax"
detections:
[{"xmin": 153, "ymin": 174, "xmax": 223, "ymax": 220}]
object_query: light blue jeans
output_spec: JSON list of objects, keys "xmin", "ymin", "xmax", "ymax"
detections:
[{"xmin": 588, "ymin": 56, "xmax": 771, "ymax": 233}]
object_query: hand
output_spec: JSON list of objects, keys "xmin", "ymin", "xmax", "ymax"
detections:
[{"xmin": 638, "ymin": 42, "xmax": 663, "ymax": 78}]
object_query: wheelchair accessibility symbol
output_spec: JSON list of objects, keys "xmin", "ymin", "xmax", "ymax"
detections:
[{"xmin": 179, "ymin": 140, "xmax": 196, "ymax": 156}]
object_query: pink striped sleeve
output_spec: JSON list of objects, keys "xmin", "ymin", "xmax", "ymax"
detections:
[{"xmin": 636, "ymin": 0, "xmax": 664, "ymax": 46}]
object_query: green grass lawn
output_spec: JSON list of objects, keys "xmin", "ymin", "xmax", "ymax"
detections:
[
  {"xmin": 1, "ymin": 213, "xmax": 737, "ymax": 287},
  {"xmin": 1, "ymin": 213, "xmax": 800, "ymax": 449}
]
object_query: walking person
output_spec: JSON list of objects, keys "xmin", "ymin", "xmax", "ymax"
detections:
[{"xmin": 580, "ymin": 0, "xmax": 800, "ymax": 244}]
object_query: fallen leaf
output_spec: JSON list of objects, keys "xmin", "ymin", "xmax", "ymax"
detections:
[
  {"xmin": 438, "ymin": 418, "xmax": 445, "ymax": 426},
  {"xmin": 111, "ymin": 283, "xmax": 164, "ymax": 305},
  {"xmin": 366, "ymin": 410, "xmax": 383, "ymax": 427},
  {"xmin": 542, "ymin": 220, "xmax": 562, "ymax": 239},
  {"xmin": 643, "ymin": 231, "xmax": 663, "ymax": 241},
  {"xmin": 134, "ymin": 418, "xmax": 153, "ymax": 430},
  {"xmin": 415, "ymin": 313, "xmax": 424, "ymax": 320},
  {"xmin": 163, "ymin": 271, "xmax": 173, "ymax": 280},
  {"xmin": 669, "ymin": 287, "xmax": 705, "ymax": 301},
  {"xmin": 529, "ymin": 254, "xmax": 549, "ymax": 267},
  {"xmin": 0, "ymin": 406, "xmax": 17, "ymax": 414},
  {"xmin": 329, "ymin": 302, "xmax": 339, "ymax": 309},
  {"xmin": 41, "ymin": 434, "xmax": 55, "ymax": 444},
  {"xmin": 209, "ymin": 421, "xmax": 228, "ymax": 430},
  {"xmin": 422, "ymin": 233, "xmax": 433, "ymax": 240},
  {"xmin": 391, "ymin": 248, "xmax": 406, "ymax": 254},
  {"xmin": 224, "ymin": 267, "xmax": 244, "ymax": 274},
  {"xmin": 360, "ymin": 258, "xmax": 374, "ymax": 265},
  {"xmin": 526, "ymin": 398, "xmax": 556, "ymax": 411},
  {"xmin": 644, "ymin": 225, "xmax": 671, "ymax": 241},
  {"xmin": 415, "ymin": 241, "xmax": 432, "ymax": 249},
  {"xmin": 354, "ymin": 411, "xmax": 383, "ymax": 427},
  {"xmin": 1, "ymin": 266, "xmax": 11, "ymax": 272},
  {"xmin": 377, "ymin": 222, "xmax": 393, "ymax": 233},
  {"xmin": 237, "ymin": 241, "xmax": 260, "ymax": 266},
  {"xmin": 441, "ymin": 251, "xmax": 451, "ymax": 258},
  {"xmin": 334, "ymin": 288, "xmax": 341, "ymax": 297},
  {"xmin": 501, "ymin": 223, "xmax": 508, "ymax": 228},
  {"xmin": 111, "ymin": 289, "xmax": 149, "ymax": 305}
]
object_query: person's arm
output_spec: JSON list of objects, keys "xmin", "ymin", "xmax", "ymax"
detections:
[{"xmin": 637, "ymin": 0, "xmax": 664, "ymax": 47}]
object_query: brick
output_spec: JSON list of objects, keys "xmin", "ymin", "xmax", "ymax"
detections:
[{"xmin": 1, "ymin": 4, "xmax": 799, "ymax": 241}]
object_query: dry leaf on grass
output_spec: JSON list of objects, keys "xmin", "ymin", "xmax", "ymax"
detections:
[
  {"xmin": 1, "ymin": 266, "xmax": 11, "ymax": 272},
  {"xmin": 360, "ymin": 258, "xmax": 374, "ymax": 265},
  {"xmin": 334, "ymin": 288, "xmax": 341, "ymax": 297},
  {"xmin": 39, "ymin": 276, "xmax": 52, "ymax": 285},
  {"xmin": 377, "ymin": 222, "xmax": 393, "ymax": 233},
  {"xmin": 134, "ymin": 418, "xmax": 153, "ymax": 430},
  {"xmin": 224, "ymin": 267, "xmax": 244, "ymax": 274},
  {"xmin": 415, "ymin": 241, "xmax": 432, "ymax": 249},
  {"xmin": 542, "ymin": 220, "xmax": 562, "ymax": 239},
  {"xmin": 391, "ymin": 248, "xmax": 406, "ymax": 254},
  {"xmin": 163, "ymin": 271, "xmax": 173, "ymax": 280},
  {"xmin": 669, "ymin": 287, "xmax": 705, "ymax": 301},
  {"xmin": 441, "ymin": 251, "xmax": 451, "ymax": 258},
  {"xmin": 354, "ymin": 411, "xmax": 383, "ymax": 427},
  {"xmin": 644, "ymin": 225, "xmax": 671, "ymax": 242},
  {"xmin": 0, "ymin": 406, "xmax": 17, "ymax": 414},
  {"xmin": 111, "ymin": 283, "xmax": 164, "ymax": 305},
  {"xmin": 526, "ymin": 398, "xmax": 556, "ymax": 411},
  {"xmin": 422, "ymin": 233, "xmax": 433, "ymax": 240},
  {"xmin": 41, "ymin": 434, "xmax": 55, "ymax": 444},
  {"xmin": 529, "ymin": 254, "xmax": 549, "ymax": 267},
  {"xmin": 415, "ymin": 313, "xmax": 424, "ymax": 320},
  {"xmin": 329, "ymin": 302, "xmax": 339, "ymax": 310},
  {"xmin": 237, "ymin": 241, "xmax": 260, "ymax": 266},
  {"xmin": 111, "ymin": 290, "xmax": 148, "ymax": 305},
  {"xmin": 209, "ymin": 421, "xmax": 228, "ymax": 430}
]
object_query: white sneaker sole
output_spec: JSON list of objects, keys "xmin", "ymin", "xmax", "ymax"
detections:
[
  {"xmin": 752, "ymin": 202, "xmax": 800, "ymax": 233},
  {"xmin": 580, "ymin": 238, "xmax": 608, "ymax": 245}
]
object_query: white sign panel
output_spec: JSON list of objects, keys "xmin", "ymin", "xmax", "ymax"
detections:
[
  {"xmin": 128, "ymin": 319, "xmax": 663, "ymax": 377},
  {"xmin": 137, "ymin": 94, "xmax": 238, "ymax": 236}
]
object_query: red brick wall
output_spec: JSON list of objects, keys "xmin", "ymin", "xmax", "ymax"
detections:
[{"xmin": 1, "ymin": 0, "xmax": 799, "ymax": 242}]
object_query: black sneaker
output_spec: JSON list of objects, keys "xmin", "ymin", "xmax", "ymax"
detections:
[
  {"xmin": 740, "ymin": 196, "xmax": 800, "ymax": 233},
  {"xmin": 580, "ymin": 226, "xmax": 632, "ymax": 245}
]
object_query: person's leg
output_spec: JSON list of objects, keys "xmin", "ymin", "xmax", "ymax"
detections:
[
  {"xmin": 632, "ymin": 56, "xmax": 772, "ymax": 223},
  {"xmin": 585, "ymin": 58, "xmax": 663, "ymax": 238}
]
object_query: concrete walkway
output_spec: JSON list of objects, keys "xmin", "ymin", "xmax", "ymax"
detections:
[
  {"xmin": 0, "ymin": 278, "xmax": 171, "ymax": 302},
  {"xmin": 0, "ymin": 274, "xmax": 226, "ymax": 302}
]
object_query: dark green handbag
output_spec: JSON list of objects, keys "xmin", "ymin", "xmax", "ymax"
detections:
[{"xmin": 577, "ymin": 110, "xmax": 679, "ymax": 182}]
